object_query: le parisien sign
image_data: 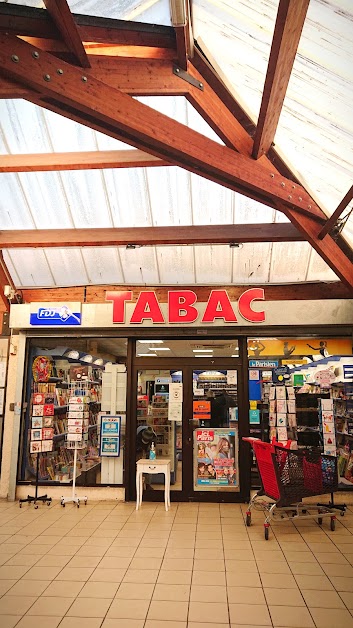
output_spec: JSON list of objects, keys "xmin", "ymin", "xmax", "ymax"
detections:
[{"xmin": 106, "ymin": 288, "xmax": 265, "ymax": 325}]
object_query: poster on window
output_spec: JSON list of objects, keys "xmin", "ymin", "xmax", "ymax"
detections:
[
  {"xmin": 194, "ymin": 428, "xmax": 238, "ymax": 488},
  {"xmin": 100, "ymin": 415, "xmax": 121, "ymax": 456}
]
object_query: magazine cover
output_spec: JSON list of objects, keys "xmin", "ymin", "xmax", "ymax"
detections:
[{"xmin": 194, "ymin": 428, "xmax": 238, "ymax": 488}]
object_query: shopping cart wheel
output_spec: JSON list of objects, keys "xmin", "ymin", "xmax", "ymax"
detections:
[
  {"xmin": 246, "ymin": 512, "xmax": 251, "ymax": 527},
  {"xmin": 330, "ymin": 517, "xmax": 336, "ymax": 531},
  {"xmin": 264, "ymin": 525, "xmax": 269, "ymax": 540}
]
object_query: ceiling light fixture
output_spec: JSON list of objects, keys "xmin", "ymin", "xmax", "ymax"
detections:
[
  {"xmin": 193, "ymin": 349, "xmax": 213, "ymax": 353},
  {"xmin": 138, "ymin": 340, "xmax": 164, "ymax": 344},
  {"xmin": 138, "ymin": 353, "xmax": 157, "ymax": 357},
  {"xmin": 151, "ymin": 347, "xmax": 171, "ymax": 351}
]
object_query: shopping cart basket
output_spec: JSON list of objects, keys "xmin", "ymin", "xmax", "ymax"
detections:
[{"xmin": 243, "ymin": 437, "xmax": 338, "ymax": 539}]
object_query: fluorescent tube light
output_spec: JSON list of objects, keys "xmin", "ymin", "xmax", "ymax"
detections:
[
  {"xmin": 193, "ymin": 349, "xmax": 213, "ymax": 353},
  {"xmin": 138, "ymin": 353, "xmax": 157, "ymax": 357},
  {"xmin": 138, "ymin": 340, "xmax": 164, "ymax": 343},
  {"xmin": 151, "ymin": 347, "xmax": 171, "ymax": 351}
]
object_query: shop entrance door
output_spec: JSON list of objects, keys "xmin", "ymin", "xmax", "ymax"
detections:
[{"xmin": 130, "ymin": 362, "xmax": 250, "ymax": 503}]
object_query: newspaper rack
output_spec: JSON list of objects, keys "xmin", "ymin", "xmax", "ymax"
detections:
[{"xmin": 243, "ymin": 437, "xmax": 338, "ymax": 539}]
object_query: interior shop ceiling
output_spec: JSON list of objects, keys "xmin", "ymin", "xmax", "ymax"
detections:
[{"xmin": 0, "ymin": 1, "xmax": 352, "ymax": 292}]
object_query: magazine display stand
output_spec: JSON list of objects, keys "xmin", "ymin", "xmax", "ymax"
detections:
[
  {"xmin": 19, "ymin": 452, "xmax": 52, "ymax": 508},
  {"xmin": 60, "ymin": 381, "xmax": 90, "ymax": 507},
  {"xmin": 60, "ymin": 438, "xmax": 87, "ymax": 508}
]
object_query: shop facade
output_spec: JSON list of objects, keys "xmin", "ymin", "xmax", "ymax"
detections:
[{"xmin": 1, "ymin": 288, "xmax": 353, "ymax": 503}]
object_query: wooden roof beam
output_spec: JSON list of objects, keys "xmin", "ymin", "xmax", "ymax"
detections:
[
  {"xmin": 0, "ymin": 149, "xmax": 169, "ymax": 173},
  {"xmin": 0, "ymin": 252, "xmax": 15, "ymax": 312},
  {"xmin": 43, "ymin": 0, "xmax": 90, "ymax": 68},
  {"xmin": 171, "ymin": 0, "xmax": 194, "ymax": 70},
  {"xmin": 0, "ymin": 224, "xmax": 304, "ymax": 249},
  {"xmin": 318, "ymin": 185, "xmax": 353, "ymax": 240},
  {"xmin": 252, "ymin": 0, "xmax": 310, "ymax": 159}
]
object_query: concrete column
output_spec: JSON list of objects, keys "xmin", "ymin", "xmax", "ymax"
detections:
[{"xmin": 0, "ymin": 333, "xmax": 26, "ymax": 500}]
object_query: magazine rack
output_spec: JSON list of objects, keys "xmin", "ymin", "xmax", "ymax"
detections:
[
  {"xmin": 60, "ymin": 439, "xmax": 87, "ymax": 508},
  {"xmin": 19, "ymin": 452, "xmax": 52, "ymax": 508}
]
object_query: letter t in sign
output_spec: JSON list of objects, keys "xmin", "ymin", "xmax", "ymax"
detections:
[{"xmin": 106, "ymin": 291, "xmax": 133, "ymax": 323}]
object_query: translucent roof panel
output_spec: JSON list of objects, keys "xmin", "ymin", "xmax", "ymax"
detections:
[
  {"xmin": 193, "ymin": 0, "xmax": 353, "ymax": 248},
  {"xmin": 2, "ymin": 242, "xmax": 339, "ymax": 288},
  {"xmin": 6, "ymin": 0, "xmax": 172, "ymax": 25}
]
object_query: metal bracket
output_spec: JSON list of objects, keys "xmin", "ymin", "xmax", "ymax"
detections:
[{"xmin": 173, "ymin": 66, "xmax": 204, "ymax": 91}]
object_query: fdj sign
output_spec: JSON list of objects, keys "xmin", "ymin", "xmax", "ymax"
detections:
[
  {"xmin": 106, "ymin": 288, "xmax": 265, "ymax": 325},
  {"xmin": 30, "ymin": 305, "xmax": 81, "ymax": 326}
]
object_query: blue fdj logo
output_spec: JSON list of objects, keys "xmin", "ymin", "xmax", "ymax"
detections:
[{"xmin": 30, "ymin": 306, "xmax": 81, "ymax": 326}]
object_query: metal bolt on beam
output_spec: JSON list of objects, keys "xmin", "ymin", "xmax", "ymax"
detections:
[
  {"xmin": 199, "ymin": 82, "xmax": 203, "ymax": 88},
  {"xmin": 43, "ymin": 74, "xmax": 51, "ymax": 82},
  {"xmin": 175, "ymin": 68, "xmax": 180, "ymax": 73},
  {"xmin": 57, "ymin": 69, "xmax": 64, "ymax": 75},
  {"xmin": 288, "ymin": 195, "xmax": 292, "ymax": 200},
  {"xmin": 281, "ymin": 182, "xmax": 285, "ymax": 187},
  {"xmin": 82, "ymin": 76, "xmax": 88, "ymax": 82},
  {"xmin": 11, "ymin": 54, "xmax": 19, "ymax": 63},
  {"xmin": 270, "ymin": 174, "xmax": 275, "ymax": 178},
  {"xmin": 298, "ymin": 197, "xmax": 302, "ymax": 201},
  {"xmin": 32, "ymin": 51, "xmax": 39, "ymax": 59}
]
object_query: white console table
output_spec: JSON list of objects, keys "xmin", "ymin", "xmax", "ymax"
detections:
[{"xmin": 136, "ymin": 458, "xmax": 171, "ymax": 511}]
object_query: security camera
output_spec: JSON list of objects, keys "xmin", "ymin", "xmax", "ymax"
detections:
[{"xmin": 4, "ymin": 285, "xmax": 15, "ymax": 299}]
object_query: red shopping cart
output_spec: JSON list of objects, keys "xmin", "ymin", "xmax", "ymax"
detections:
[{"xmin": 243, "ymin": 437, "xmax": 338, "ymax": 539}]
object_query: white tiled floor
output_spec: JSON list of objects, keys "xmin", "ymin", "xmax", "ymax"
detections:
[{"xmin": 1, "ymin": 498, "xmax": 353, "ymax": 626}]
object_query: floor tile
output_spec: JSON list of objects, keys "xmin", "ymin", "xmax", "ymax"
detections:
[
  {"xmin": 328, "ymin": 576, "xmax": 353, "ymax": 591},
  {"xmin": 145, "ymin": 622, "xmax": 186, "ymax": 628},
  {"xmin": 106, "ymin": 598, "xmax": 149, "ymax": 620},
  {"xmin": 122, "ymin": 569, "xmax": 158, "ymax": 584},
  {"xmin": 265, "ymin": 584, "xmax": 305, "ymax": 606},
  {"xmin": 6, "ymin": 580, "xmax": 50, "ymax": 596},
  {"xmin": 55, "ymin": 567, "xmax": 94, "ymax": 582},
  {"xmin": 157, "ymin": 570, "xmax": 192, "ymax": 585},
  {"xmin": 338, "ymin": 591, "xmax": 353, "ymax": 609},
  {"xmin": 161, "ymin": 558, "xmax": 194, "ymax": 571},
  {"xmin": 0, "ymin": 595, "xmax": 37, "ymax": 615},
  {"xmin": 188, "ymin": 601, "xmax": 229, "ymax": 624},
  {"xmin": 0, "ymin": 581, "xmax": 17, "ymax": 596},
  {"xmin": 66, "ymin": 596, "xmax": 111, "ymax": 617},
  {"xmin": 288, "ymin": 561, "xmax": 324, "ymax": 576},
  {"xmin": 194, "ymin": 559, "xmax": 224, "ymax": 572},
  {"xmin": 66, "ymin": 556, "xmax": 102, "ymax": 568},
  {"xmin": 14, "ymin": 617, "xmax": 62, "ymax": 628},
  {"xmin": 78, "ymin": 581, "xmax": 118, "ymax": 598},
  {"xmin": 268, "ymin": 605, "xmax": 314, "ymax": 627},
  {"xmin": 115, "ymin": 582, "xmax": 154, "ymax": 599},
  {"xmin": 35, "ymin": 556, "xmax": 70, "ymax": 568},
  {"xmin": 260, "ymin": 573, "xmax": 298, "ymax": 589},
  {"xmin": 190, "ymin": 585, "xmax": 227, "ymax": 603},
  {"xmin": 4, "ymin": 555, "xmax": 39, "ymax": 567},
  {"xmin": 256, "ymin": 560, "xmax": 291, "ymax": 574},
  {"xmin": 27, "ymin": 597, "xmax": 73, "ymax": 616},
  {"xmin": 102, "ymin": 618, "xmax": 144, "ymax": 627},
  {"xmin": 152, "ymin": 583, "xmax": 189, "ymax": 601},
  {"xmin": 309, "ymin": 607, "xmax": 353, "ymax": 627},
  {"xmin": 89, "ymin": 568, "xmax": 126, "ymax": 583},
  {"xmin": 58, "ymin": 619, "xmax": 103, "ymax": 628},
  {"xmin": 42, "ymin": 581, "xmax": 84, "ymax": 597},
  {"xmin": 294, "ymin": 574, "xmax": 334, "ymax": 590},
  {"xmin": 0, "ymin": 566, "xmax": 30, "ymax": 580},
  {"xmin": 226, "ymin": 572, "xmax": 261, "ymax": 588},
  {"xmin": 301, "ymin": 589, "xmax": 345, "ymax": 608},
  {"xmin": 227, "ymin": 586, "xmax": 265, "ymax": 605},
  {"xmin": 228, "ymin": 603, "xmax": 271, "ymax": 625}
]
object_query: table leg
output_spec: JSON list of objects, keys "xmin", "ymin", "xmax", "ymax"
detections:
[
  {"xmin": 167, "ymin": 471, "xmax": 171, "ymax": 509},
  {"xmin": 136, "ymin": 470, "xmax": 140, "ymax": 510},
  {"xmin": 139, "ymin": 472, "xmax": 143, "ymax": 507}
]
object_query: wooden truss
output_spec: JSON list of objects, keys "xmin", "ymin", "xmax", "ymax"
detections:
[{"xmin": 0, "ymin": 0, "xmax": 352, "ymax": 296}]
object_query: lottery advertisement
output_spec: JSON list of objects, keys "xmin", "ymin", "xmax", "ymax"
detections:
[{"xmin": 194, "ymin": 428, "xmax": 239, "ymax": 489}]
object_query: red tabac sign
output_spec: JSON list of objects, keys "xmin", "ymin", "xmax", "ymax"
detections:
[{"xmin": 106, "ymin": 288, "xmax": 265, "ymax": 324}]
